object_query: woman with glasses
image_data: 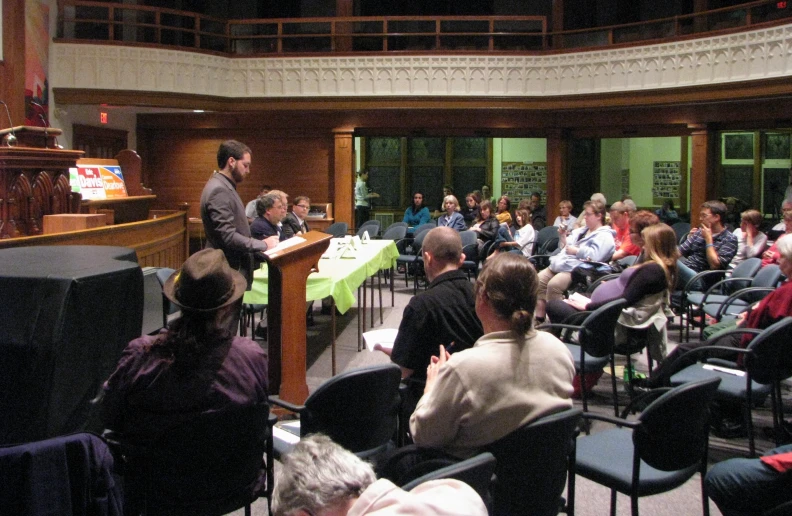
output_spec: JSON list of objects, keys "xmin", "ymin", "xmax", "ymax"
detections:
[{"xmin": 534, "ymin": 200, "xmax": 615, "ymax": 323}]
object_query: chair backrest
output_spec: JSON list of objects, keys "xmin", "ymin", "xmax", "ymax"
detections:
[
  {"xmin": 155, "ymin": 267, "xmax": 180, "ymax": 316},
  {"xmin": 357, "ymin": 220, "xmax": 381, "ymax": 237},
  {"xmin": 382, "ymin": 224, "xmax": 408, "ymax": 241},
  {"xmin": 745, "ymin": 317, "xmax": 792, "ymax": 385},
  {"xmin": 486, "ymin": 408, "xmax": 582, "ymax": 516},
  {"xmin": 462, "ymin": 242, "xmax": 479, "ymax": 265},
  {"xmin": 413, "ymin": 222, "xmax": 436, "ymax": 236},
  {"xmin": 616, "ymin": 255, "xmax": 638, "ymax": 268},
  {"xmin": 459, "ymin": 230, "xmax": 478, "ymax": 247},
  {"xmin": 0, "ymin": 432, "xmax": 121, "ymax": 515},
  {"xmin": 324, "ymin": 222, "xmax": 349, "ymax": 238},
  {"xmin": 302, "ymin": 364, "xmax": 402, "ymax": 455},
  {"xmin": 634, "ymin": 377, "xmax": 721, "ymax": 472},
  {"xmin": 124, "ymin": 402, "xmax": 270, "ymax": 515},
  {"xmin": 402, "ymin": 452, "xmax": 496, "ymax": 508},
  {"xmin": 751, "ymin": 264, "xmax": 782, "ymax": 289},
  {"xmin": 727, "ymin": 257, "xmax": 762, "ymax": 292},
  {"xmin": 578, "ymin": 298, "xmax": 627, "ymax": 358},
  {"xmin": 534, "ymin": 226, "xmax": 559, "ymax": 252},
  {"xmin": 671, "ymin": 222, "xmax": 691, "ymax": 243},
  {"xmin": 384, "ymin": 221, "xmax": 408, "ymax": 234},
  {"xmin": 412, "ymin": 228, "xmax": 432, "ymax": 252}
]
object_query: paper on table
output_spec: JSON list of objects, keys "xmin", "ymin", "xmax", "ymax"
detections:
[
  {"xmin": 363, "ymin": 328, "xmax": 399, "ymax": 352},
  {"xmin": 265, "ymin": 236, "xmax": 306, "ymax": 256}
]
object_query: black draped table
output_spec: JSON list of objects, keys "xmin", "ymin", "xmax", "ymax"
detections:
[{"xmin": 0, "ymin": 246, "xmax": 143, "ymax": 445}]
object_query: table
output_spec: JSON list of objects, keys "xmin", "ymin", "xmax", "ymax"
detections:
[
  {"xmin": 0, "ymin": 246, "xmax": 143, "ymax": 445},
  {"xmin": 244, "ymin": 239, "xmax": 399, "ymax": 372}
]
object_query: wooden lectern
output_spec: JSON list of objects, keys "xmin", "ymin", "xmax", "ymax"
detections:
[{"xmin": 262, "ymin": 230, "xmax": 332, "ymax": 404}]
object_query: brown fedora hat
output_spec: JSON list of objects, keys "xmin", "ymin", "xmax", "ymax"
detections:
[{"xmin": 163, "ymin": 249, "xmax": 247, "ymax": 312}]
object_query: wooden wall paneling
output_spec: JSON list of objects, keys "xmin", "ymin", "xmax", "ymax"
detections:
[
  {"xmin": 753, "ymin": 130, "xmax": 762, "ymax": 210},
  {"xmin": 333, "ymin": 130, "xmax": 354, "ymax": 227},
  {"xmin": 139, "ymin": 128, "xmax": 334, "ymax": 218},
  {"xmin": 0, "ymin": 0, "xmax": 26, "ymax": 126},
  {"xmin": 689, "ymin": 125, "xmax": 714, "ymax": 222}
]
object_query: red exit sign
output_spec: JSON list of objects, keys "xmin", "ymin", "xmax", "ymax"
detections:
[
  {"xmin": 779, "ymin": 1, "xmax": 788, "ymax": 8},
  {"xmin": 100, "ymin": 112, "xmax": 108, "ymax": 124}
]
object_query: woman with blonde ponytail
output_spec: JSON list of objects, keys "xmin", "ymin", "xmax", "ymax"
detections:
[{"xmin": 408, "ymin": 253, "xmax": 575, "ymax": 459}]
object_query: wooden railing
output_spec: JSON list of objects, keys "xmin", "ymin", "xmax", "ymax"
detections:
[{"xmin": 56, "ymin": 0, "xmax": 792, "ymax": 55}]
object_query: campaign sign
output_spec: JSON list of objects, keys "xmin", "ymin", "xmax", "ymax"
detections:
[{"xmin": 69, "ymin": 165, "xmax": 129, "ymax": 200}]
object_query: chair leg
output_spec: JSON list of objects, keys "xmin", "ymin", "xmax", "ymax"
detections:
[
  {"xmin": 609, "ymin": 357, "xmax": 619, "ymax": 417},
  {"xmin": 610, "ymin": 489, "xmax": 618, "ymax": 516},
  {"xmin": 745, "ymin": 398, "xmax": 756, "ymax": 457}
]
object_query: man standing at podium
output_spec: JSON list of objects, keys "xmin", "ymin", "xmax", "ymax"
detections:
[{"xmin": 201, "ymin": 140, "xmax": 280, "ymax": 282}]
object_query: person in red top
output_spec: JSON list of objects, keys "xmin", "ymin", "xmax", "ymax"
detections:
[{"xmin": 609, "ymin": 201, "xmax": 641, "ymax": 261}]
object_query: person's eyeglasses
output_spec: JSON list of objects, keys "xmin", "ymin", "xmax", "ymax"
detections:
[{"xmin": 295, "ymin": 204, "xmax": 310, "ymax": 209}]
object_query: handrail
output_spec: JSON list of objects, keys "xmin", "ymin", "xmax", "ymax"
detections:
[{"xmin": 56, "ymin": 0, "xmax": 792, "ymax": 56}]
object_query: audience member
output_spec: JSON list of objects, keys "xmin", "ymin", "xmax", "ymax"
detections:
[
  {"xmin": 282, "ymin": 195, "xmax": 311, "ymax": 239},
  {"xmin": 470, "ymin": 200, "xmax": 500, "ymax": 251},
  {"xmin": 706, "ymin": 443, "xmax": 792, "ymax": 516},
  {"xmin": 272, "ymin": 434, "xmax": 487, "ymax": 516},
  {"xmin": 495, "ymin": 195, "xmax": 513, "ymax": 225},
  {"xmin": 461, "ymin": 192, "xmax": 480, "ymax": 227},
  {"xmin": 730, "ymin": 208, "xmax": 767, "ymax": 268},
  {"xmin": 355, "ymin": 170, "xmax": 379, "ymax": 230},
  {"xmin": 498, "ymin": 208, "xmax": 535, "ymax": 257},
  {"xmin": 530, "ymin": 192, "xmax": 547, "ymax": 229},
  {"xmin": 389, "ymin": 227, "xmax": 483, "ymax": 412},
  {"xmin": 403, "ymin": 192, "xmax": 431, "ymax": 226},
  {"xmin": 546, "ymin": 223, "xmax": 677, "ymax": 362},
  {"xmin": 534, "ymin": 200, "xmax": 615, "ymax": 322},
  {"xmin": 764, "ymin": 200, "xmax": 792, "ymax": 266},
  {"xmin": 436, "ymin": 195, "xmax": 467, "ymax": 231},
  {"xmin": 655, "ymin": 199, "xmax": 679, "ymax": 224},
  {"xmin": 574, "ymin": 192, "xmax": 607, "ymax": 228},
  {"xmin": 245, "ymin": 184, "xmax": 271, "ymax": 223},
  {"xmin": 678, "ymin": 200, "xmax": 738, "ymax": 289},
  {"xmin": 251, "ymin": 193, "xmax": 286, "ymax": 240},
  {"xmin": 640, "ymin": 235, "xmax": 792, "ymax": 388},
  {"xmin": 200, "ymin": 140, "xmax": 279, "ymax": 282},
  {"xmin": 771, "ymin": 198, "xmax": 792, "ymax": 232},
  {"xmin": 408, "ymin": 253, "xmax": 574, "ymax": 459},
  {"xmin": 100, "ymin": 249, "xmax": 269, "ymax": 443},
  {"xmin": 610, "ymin": 201, "xmax": 641, "ymax": 261},
  {"xmin": 481, "ymin": 185, "xmax": 492, "ymax": 203},
  {"xmin": 628, "ymin": 210, "xmax": 662, "ymax": 262},
  {"xmin": 553, "ymin": 200, "xmax": 576, "ymax": 229}
]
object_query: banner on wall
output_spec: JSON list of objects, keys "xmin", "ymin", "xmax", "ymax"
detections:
[{"xmin": 69, "ymin": 165, "xmax": 129, "ymax": 200}]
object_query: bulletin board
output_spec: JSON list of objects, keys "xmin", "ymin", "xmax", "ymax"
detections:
[
  {"xmin": 501, "ymin": 162, "xmax": 547, "ymax": 204},
  {"xmin": 652, "ymin": 161, "xmax": 681, "ymax": 205}
]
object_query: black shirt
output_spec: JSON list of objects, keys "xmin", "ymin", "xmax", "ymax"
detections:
[{"xmin": 391, "ymin": 269, "xmax": 483, "ymax": 380}]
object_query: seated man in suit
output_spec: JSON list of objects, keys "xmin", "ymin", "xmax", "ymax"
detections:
[
  {"xmin": 251, "ymin": 193, "xmax": 286, "ymax": 241},
  {"xmin": 282, "ymin": 195, "xmax": 311, "ymax": 239}
]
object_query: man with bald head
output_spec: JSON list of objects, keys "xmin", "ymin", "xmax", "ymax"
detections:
[{"xmin": 390, "ymin": 227, "xmax": 483, "ymax": 380}]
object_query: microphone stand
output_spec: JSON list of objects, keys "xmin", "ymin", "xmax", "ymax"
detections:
[{"xmin": 0, "ymin": 100, "xmax": 18, "ymax": 147}]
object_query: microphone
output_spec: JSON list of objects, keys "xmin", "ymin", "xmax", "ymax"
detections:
[
  {"xmin": 29, "ymin": 101, "xmax": 63, "ymax": 149},
  {"xmin": 0, "ymin": 100, "xmax": 17, "ymax": 147}
]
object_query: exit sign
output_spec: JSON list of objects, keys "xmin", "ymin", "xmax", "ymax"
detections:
[{"xmin": 100, "ymin": 112, "xmax": 108, "ymax": 124}]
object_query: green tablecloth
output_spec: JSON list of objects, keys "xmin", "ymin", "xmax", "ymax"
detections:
[{"xmin": 243, "ymin": 239, "xmax": 399, "ymax": 313}]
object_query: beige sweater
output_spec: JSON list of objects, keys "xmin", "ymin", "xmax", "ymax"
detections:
[{"xmin": 410, "ymin": 329, "xmax": 575, "ymax": 458}]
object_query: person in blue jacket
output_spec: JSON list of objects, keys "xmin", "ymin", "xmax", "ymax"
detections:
[
  {"xmin": 437, "ymin": 195, "xmax": 467, "ymax": 231},
  {"xmin": 403, "ymin": 191, "xmax": 431, "ymax": 226}
]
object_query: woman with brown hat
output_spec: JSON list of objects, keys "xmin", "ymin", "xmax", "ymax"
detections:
[{"xmin": 100, "ymin": 249, "xmax": 268, "ymax": 439}]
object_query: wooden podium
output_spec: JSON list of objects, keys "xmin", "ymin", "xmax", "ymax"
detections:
[{"xmin": 263, "ymin": 230, "xmax": 332, "ymax": 404}]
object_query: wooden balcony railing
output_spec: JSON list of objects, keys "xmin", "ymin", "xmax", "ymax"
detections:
[{"xmin": 56, "ymin": 0, "xmax": 792, "ymax": 56}]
